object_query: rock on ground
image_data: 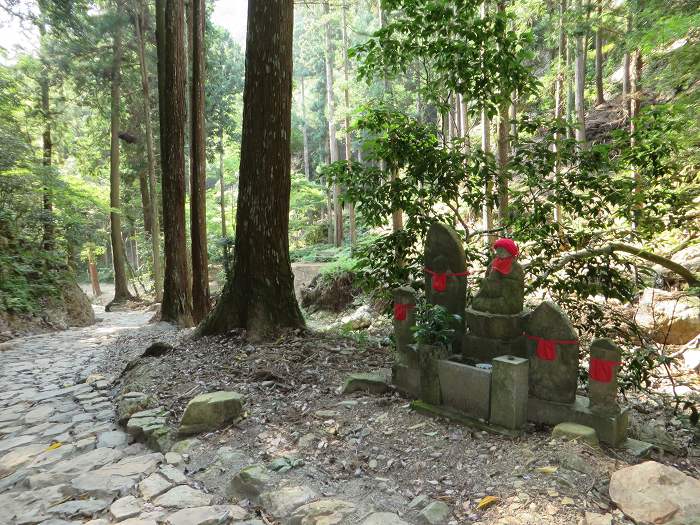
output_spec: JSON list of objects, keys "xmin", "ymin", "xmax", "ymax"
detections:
[
  {"xmin": 634, "ymin": 288, "xmax": 700, "ymax": 345},
  {"xmin": 609, "ymin": 461, "xmax": 700, "ymax": 525}
]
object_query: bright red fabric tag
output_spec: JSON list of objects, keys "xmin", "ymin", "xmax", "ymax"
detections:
[
  {"xmin": 492, "ymin": 256, "xmax": 514, "ymax": 275},
  {"xmin": 526, "ymin": 334, "xmax": 578, "ymax": 361},
  {"xmin": 431, "ymin": 273, "xmax": 447, "ymax": 292},
  {"xmin": 589, "ymin": 358, "xmax": 622, "ymax": 383},
  {"xmin": 393, "ymin": 303, "xmax": 414, "ymax": 321}
]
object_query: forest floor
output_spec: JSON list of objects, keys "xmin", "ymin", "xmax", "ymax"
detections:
[{"xmin": 100, "ymin": 305, "xmax": 698, "ymax": 525}]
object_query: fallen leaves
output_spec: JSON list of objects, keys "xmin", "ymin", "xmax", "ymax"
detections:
[{"xmin": 477, "ymin": 495, "xmax": 500, "ymax": 510}]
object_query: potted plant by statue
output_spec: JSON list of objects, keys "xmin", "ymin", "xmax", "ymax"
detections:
[{"xmin": 411, "ymin": 304, "xmax": 461, "ymax": 405}]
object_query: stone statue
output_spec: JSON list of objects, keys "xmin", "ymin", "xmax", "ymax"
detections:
[{"xmin": 472, "ymin": 238, "xmax": 525, "ymax": 315}]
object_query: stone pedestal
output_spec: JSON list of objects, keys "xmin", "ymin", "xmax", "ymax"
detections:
[
  {"xmin": 393, "ymin": 287, "xmax": 417, "ymax": 362},
  {"xmin": 490, "ymin": 355, "xmax": 529, "ymax": 430},
  {"xmin": 589, "ymin": 338, "xmax": 622, "ymax": 415},
  {"xmin": 525, "ymin": 302, "xmax": 579, "ymax": 404},
  {"xmin": 418, "ymin": 344, "xmax": 448, "ymax": 405},
  {"xmin": 392, "ymin": 363, "xmax": 420, "ymax": 397},
  {"xmin": 463, "ymin": 333, "xmax": 527, "ymax": 362},
  {"xmin": 465, "ymin": 308, "xmax": 530, "ymax": 339}
]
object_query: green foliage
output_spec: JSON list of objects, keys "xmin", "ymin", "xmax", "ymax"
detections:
[{"xmin": 412, "ymin": 303, "xmax": 461, "ymax": 348}]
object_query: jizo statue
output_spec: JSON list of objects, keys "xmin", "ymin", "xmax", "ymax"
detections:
[{"xmin": 471, "ymin": 238, "xmax": 525, "ymax": 315}]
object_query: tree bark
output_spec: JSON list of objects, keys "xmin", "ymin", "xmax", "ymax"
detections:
[
  {"xmin": 594, "ymin": 0, "xmax": 605, "ymax": 105},
  {"xmin": 108, "ymin": 15, "xmax": 133, "ymax": 305},
  {"xmin": 135, "ymin": 4, "xmax": 163, "ymax": 301},
  {"xmin": 157, "ymin": 0, "xmax": 193, "ymax": 326},
  {"xmin": 342, "ymin": 5, "xmax": 356, "ymax": 246},
  {"xmin": 324, "ymin": 0, "xmax": 342, "ymax": 247},
  {"xmin": 38, "ymin": 22, "xmax": 53, "ymax": 252},
  {"xmin": 189, "ymin": 0, "xmax": 209, "ymax": 323},
  {"xmin": 622, "ymin": 8, "xmax": 632, "ymax": 117},
  {"xmin": 574, "ymin": 0, "xmax": 587, "ymax": 144},
  {"xmin": 219, "ymin": 127, "xmax": 227, "ymax": 239},
  {"xmin": 197, "ymin": 0, "xmax": 304, "ymax": 340},
  {"xmin": 137, "ymin": 169, "xmax": 152, "ymax": 234},
  {"xmin": 87, "ymin": 246, "xmax": 102, "ymax": 297},
  {"xmin": 630, "ymin": 48, "xmax": 642, "ymax": 229},
  {"xmin": 496, "ymin": 0, "xmax": 509, "ymax": 227},
  {"xmin": 554, "ymin": 0, "xmax": 567, "ymax": 227},
  {"xmin": 300, "ymin": 75, "xmax": 311, "ymax": 180},
  {"xmin": 480, "ymin": 2, "xmax": 493, "ymax": 247}
]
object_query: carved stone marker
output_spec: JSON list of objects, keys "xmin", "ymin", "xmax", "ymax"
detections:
[
  {"xmin": 424, "ymin": 223, "xmax": 468, "ymax": 349},
  {"xmin": 588, "ymin": 338, "xmax": 622, "ymax": 415},
  {"xmin": 472, "ymin": 239, "xmax": 524, "ymax": 315},
  {"xmin": 525, "ymin": 301, "xmax": 579, "ymax": 403},
  {"xmin": 392, "ymin": 286, "xmax": 417, "ymax": 364}
]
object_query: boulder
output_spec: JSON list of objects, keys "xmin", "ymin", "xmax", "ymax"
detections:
[
  {"xmin": 178, "ymin": 391, "xmax": 245, "ymax": 435},
  {"xmin": 609, "ymin": 461, "xmax": 700, "ymax": 525},
  {"xmin": 154, "ymin": 486, "xmax": 213, "ymax": 509},
  {"xmin": 334, "ymin": 305, "xmax": 373, "ymax": 331},
  {"xmin": 165, "ymin": 505, "xmax": 247, "ymax": 525},
  {"xmin": 342, "ymin": 373, "xmax": 389, "ymax": 395},
  {"xmin": 259, "ymin": 485, "xmax": 319, "ymax": 519},
  {"xmin": 288, "ymin": 499, "xmax": 356, "ymax": 525},
  {"xmin": 634, "ymin": 288, "xmax": 700, "ymax": 345},
  {"xmin": 361, "ymin": 512, "xmax": 410, "ymax": 525},
  {"xmin": 227, "ymin": 464, "xmax": 272, "ymax": 502},
  {"xmin": 417, "ymin": 501, "xmax": 451, "ymax": 525}
]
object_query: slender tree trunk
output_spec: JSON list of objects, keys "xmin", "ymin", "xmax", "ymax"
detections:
[
  {"xmin": 87, "ymin": 247, "xmax": 102, "ymax": 297},
  {"xmin": 566, "ymin": 39, "xmax": 575, "ymax": 139},
  {"xmin": 630, "ymin": 48, "xmax": 642, "ymax": 229},
  {"xmin": 135, "ymin": 5, "xmax": 163, "ymax": 301},
  {"xmin": 300, "ymin": 75, "xmax": 311, "ymax": 180},
  {"xmin": 622, "ymin": 8, "xmax": 632, "ymax": 117},
  {"xmin": 459, "ymin": 94, "xmax": 470, "ymax": 151},
  {"xmin": 109, "ymin": 16, "xmax": 133, "ymax": 305},
  {"xmin": 480, "ymin": 2, "xmax": 493, "ymax": 247},
  {"xmin": 342, "ymin": 5, "xmax": 356, "ymax": 246},
  {"xmin": 594, "ymin": 0, "xmax": 605, "ymax": 105},
  {"xmin": 137, "ymin": 170, "xmax": 152, "ymax": 234},
  {"xmin": 554, "ymin": 0, "xmax": 567, "ymax": 227},
  {"xmin": 324, "ymin": 1, "xmax": 342, "ymax": 247},
  {"xmin": 157, "ymin": 0, "xmax": 193, "ymax": 326},
  {"xmin": 219, "ymin": 127, "xmax": 227, "ymax": 238},
  {"xmin": 189, "ymin": 0, "xmax": 209, "ymax": 323},
  {"xmin": 496, "ymin": 0, "xmax": 510, "ymax": 227},
  {"xmin": 574, "ymin": 0, "xmax": 587, "ymax": 144},
  {"xmin": 38, "ymin": 22, "xmax": 54, "ymax": 252},
  {"xmin": 198, "ymin": 0, "xmax": 304, "ymax": 340}
]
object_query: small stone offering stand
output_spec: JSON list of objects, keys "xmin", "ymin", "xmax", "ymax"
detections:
[{"xmin": 392, "ymin": 223, "xmax": 629, "ymax": 446}]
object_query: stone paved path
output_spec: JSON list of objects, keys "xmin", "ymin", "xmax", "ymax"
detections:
[{"xmin": 0, "ymin": 308, "xmax": 250, "ymax": 525}]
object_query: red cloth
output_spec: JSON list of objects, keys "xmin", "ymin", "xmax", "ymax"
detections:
[
  {"xmin": 526, "ymin": 334, "xmax": 579, "ymax": 361},
  {"xmin": 393, "ymin": 303, "xmax": 414, "ymax": 321},
  {"xmin": 424, "ymin": 268, "xmax": 469, "ymax": 292},
  {"xmin": 491, "ymin": 238, "xmax": 519, "ymax": 275},
  {"xmin": 589, "ymin": 358, "xmax": 622, "ymax": 383}
]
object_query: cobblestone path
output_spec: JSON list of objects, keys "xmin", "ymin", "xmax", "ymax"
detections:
[{"xmin": 0, "ymin": 309, "xmax": 251, "ymax": 525}]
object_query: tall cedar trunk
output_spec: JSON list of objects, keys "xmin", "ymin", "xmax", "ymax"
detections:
[
  {"xmin": 38, "ymin": 22, "xmax": 54, "ymax": 252},
  {"xmin": 189, "ymin": 0, "xmax": 209, "ymax": 323},
  {"xmin": 594, "ymin": 0, "xmax": 604, "ymax": 105},
  {"xmin": 197, "ymin": 0, "xmax": 304, "ymax": 339},
  {"xmin": 324, "ymin": 1, "xmax": 343, "ymax": 246},
  {"xmin": 158, "ymin": 0, "xmax": 193, "ymax": 326},
  {"xmin": 219, "ymin": 127, "xmax": 227, "ymax": 238},
  {"xmin": 300, "ymin": 75, "xmax": 311, "ymax": 180},
  {"xmin": 622, "ymin": 8, "xmax": 632, "ymax": 116},
  {"xmin": 342, "ymin": 5, "xmax": 356, "ymax": 246},
  {"xmin": 109, "ymin": 17, "xmax": 133, "ymax": 303},
  {"xmin": 135, "ymin": 6, "xmax": 163, "ymax": 301},
  {"xmin": 138, "ymin": 170, "xmax": 152, "ymax": 234},
  {"xmin": 574, "ymin": 0, "xmax": 587, "ymax": 144},
  {"xmin": 566, "ymin": 39, "xmax": 575, "ymax": 139},
  {"xmin": 496, "ymin": 0, "xmax": 509, "ymax": 226},
  {"xmin": 459, "ymin": 94, "xmax": 470, "ymax": 151},
  {"xmin": 630, "ymin": 48, "xmax": 642, "ymax": 228},
  {"xmin": 554, "ymin": 0, "xmax": 567, "ymax": 227},
  {"xmin": 480, "ymin": 2, "xmax": 493, "ymax": 247}
]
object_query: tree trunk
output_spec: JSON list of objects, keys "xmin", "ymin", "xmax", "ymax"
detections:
[
  {"xmin": 157, "ymin": 0, "xmax": 193, "ymax": 326},
  {"xmin": 566, "ymin": 39, "xmax": 575, "ymax": 139},
  {"xmin": 189, "ymin": 0, "xmax": 209, "ymax": 323},
  {"xmin": 496, "ymin": 0, "xmax": 510, "ymax": 227},
  {"xmin": 324, "ymin": 1, "xmax": 342, "ymax": 247},
  {"xmin": 197, "ymin": 0, "xmax": 304, "ymax": 340},
  {"xmin": 219, "ymin": 127, "xmax": 227, "ymax": 239},
  {"xmin": 135, "ymin": 4, "xmax": 163, "ymax": 301},
  {"xmin": 630, "ymin": 48, "xmax": 642, "ymax": 229},
  {"xmin": 459, "ymin": 94, "xmax": 470, "ymax": 151},
  {"xmin": 594, "ymin": 0, "xmax": 604, "ymax": 105},
  {"xmin": 300, "ymin": 75, "xmax": 311, "ymax": 180},
  {"xmin": 137, "ymin": 170, "xmax": 152, "ymax": 234},
  {"xmin": 622, "ymin": 9, "xmax": 632, "ymax": 117},
  {"xmin": 109, "ymin": 16, "xmax": 133, "ymax": 305},
  {"xmin": 554, "ymin": 0, "xmax": 567, "ymax": 227},
  {"xmin": 342, "ymin": 5, "xmax": 356, "ymax": 246},
  {"xmin": 38, "ymin": 22, "xmax": 54, "ymax": 252},
  {"xmin": 87, "ymin": 246, "xmax": 102, "ymax": 297},
  {"xmin": 574, "ymin": 0, "xmax": 587, "ymax": 144}
]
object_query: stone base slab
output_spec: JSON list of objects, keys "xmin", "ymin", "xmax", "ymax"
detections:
[
  {"xmin": 391, "ymin": 364, "xmax": 420, "ymax": 398},
  {"xmin": 527, "ymin": 395, "xmax": 629, "ymax": 446},
  {"xmin": 462, "ymin": 334, "xmax": 526, "ymax": 362},
  {"xmin": 410, "ymin": 400, "xmax": 521, "ymax": 437}
]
